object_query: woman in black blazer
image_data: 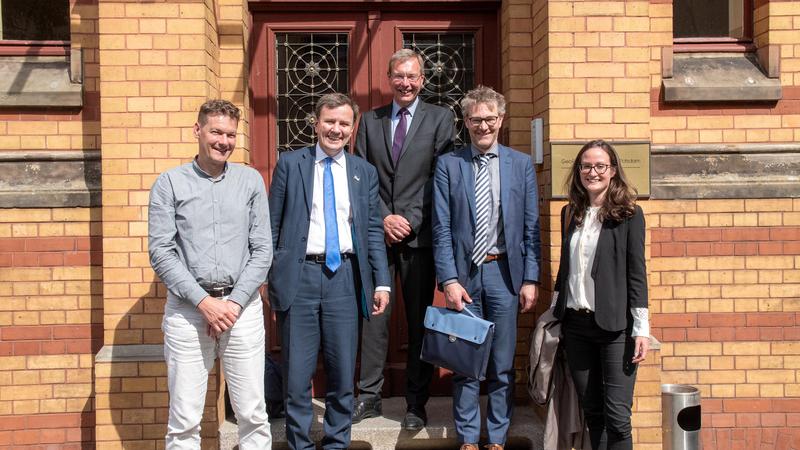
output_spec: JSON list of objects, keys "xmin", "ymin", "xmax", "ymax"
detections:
[{"xmin": 552, "ymin": 140, "xmax": 649, "ymax": 450}]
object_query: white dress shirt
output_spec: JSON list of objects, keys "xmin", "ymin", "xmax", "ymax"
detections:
[
  {"xmin": 562, "ymin": 207, "xmax": 649, "ymax": 337},
  {"xmin": 306, "ymin": 144, "xmax": 390, "ymax": 293},
  {"xmin": 306, "ymin": 145, "xmax": 354, "ymax": 255}
]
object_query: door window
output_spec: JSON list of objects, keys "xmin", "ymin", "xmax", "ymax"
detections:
[
  {"xmin": 275, "ymin": 33, "xmax": 349, "ymax": 152},
  {"xmin": 404, "ymin": 32, "xmax": 475, "ymax": 147}
]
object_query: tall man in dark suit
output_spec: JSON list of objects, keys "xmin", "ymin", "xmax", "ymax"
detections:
[
  {"xmin": 353, "ymin": 48, "xmax": 455, "ymax": 430},
  {"xmin": 268, "ymin": 93, "xmax": 391, "ymax": 450},
  {"xmin": 432, "ymin": 86, "xmax": 541, "ymax": 450}
]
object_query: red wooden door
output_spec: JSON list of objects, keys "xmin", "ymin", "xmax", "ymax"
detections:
[{"xmin": 251, "ymin": 4, "xmax": 499, "ymax": 397}]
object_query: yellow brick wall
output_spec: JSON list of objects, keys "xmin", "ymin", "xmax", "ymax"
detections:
[
  {"xmin": 648, "ymin": 199, "xmax": 800, "ymax": 446},
  {"xmin": 0, "ymin": 1, "xmax": 101, "ymax": 153},
  {"xmin": 546, "ymin": 1, "xmax": 653, "ymax": 142},
  {"xmin": 0, "ymin": 0, "xmax": 779, "ymax": 449},
  {"xmin": 0, "ymin": 208, "xmax": 101, "ymax": 447},
  {"xmin": 524, "ymin": 2, "xmax": 663, "ymax": 447},
  {"xmin": 650, "ymin": 1, "xmax": 800, "ymax": 144},
  {"xmin": 0, "ymin": 2, "xmax": 103, "ymax": 447},
  {"xmin": 94, "ymin": 360, "xmax": 221, "ymax": 450},
  {"xmin": 527, "ymin": 1, "xmax": 799, "ymax": 448},
  {"xmin": 93, "ymin": 1, "xmax": 252, "ymax": 448},
  {"xmin": 98, "ymin": 0, "xmax": 251, "ymax": 348}
]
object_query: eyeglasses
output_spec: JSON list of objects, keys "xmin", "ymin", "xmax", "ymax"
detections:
[
  {"xmin": 466, "ymin": 116, "xmax": 499, "ymax": 127},
  {"xmin": 390, "ymin": 73, "xmax": 422, "ymax": 82},
  {"xmin": 577, "ymin": 163, "xmax": 613, "ymax": 174}
]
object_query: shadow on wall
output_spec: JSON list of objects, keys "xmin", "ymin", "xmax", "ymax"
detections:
[{"xmin": 101, "ymin": 281, "xmax": 222, "ymax": 448}]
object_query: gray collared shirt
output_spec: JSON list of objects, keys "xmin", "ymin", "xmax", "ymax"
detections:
[
  {"xmin": 148, "ymin": 159, "xmax": 272, "ymax": 307},
  {"xmin": 471, "ymin": 144, "xmax": 506, "ymax": 255}
]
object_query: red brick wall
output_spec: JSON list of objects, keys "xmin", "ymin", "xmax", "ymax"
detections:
[
  {"xmin": 0, "ymin": 209, "xmax": 102, "ymax": 450},
  {"xmin": 649, "ymin": 199, "xmax": 800, "ymax": 449}
]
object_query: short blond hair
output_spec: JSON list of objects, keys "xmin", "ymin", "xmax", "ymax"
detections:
[
  {"xmin": 387, "ymin": 48, "xmax": 424, "ymax": 75},
  {"xmin": 460, "ymin": 85, "xmax": 506, "ymax": 117}
]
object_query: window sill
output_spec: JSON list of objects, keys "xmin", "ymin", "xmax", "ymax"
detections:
[
  {"xmin": 0, "ymin": 48, "xmax": 83, "ymax": 108},
  {"xmin": 662, "ymin": 52, "xmax": 781, "ymax": 103},
  {"xmin": 0, "ymin": 150, "xmax": 100, "ymax": 208}
]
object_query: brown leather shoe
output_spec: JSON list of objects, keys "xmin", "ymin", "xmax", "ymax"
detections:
[
  {"xmin": 460, "ymin": 445, "xmax": 479, "ymax": 450},
  {"xmin": 485, "ymin": 445, "xmax": 504, "ymax": 450}
]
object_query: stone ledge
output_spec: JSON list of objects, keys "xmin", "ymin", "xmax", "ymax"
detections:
[
  {"xmin": 662, "ymin": 53, "xmax": 781, "ymax": 102},
  {"xmin": 95, "ymin": 344, "xmax": 164, "ymax": 363},
  {"xmin": 0, "ymin": 150, "xmax": 100, "ymax": 208},
  {"xmin": 220, "ymin": 396, "xmax": 544, "ymax": 450},
  {"xmin": 0, "ymin": 51, "xmax": 83, "ymax": 107},
  {"xmin": 651, "ymin": 144, "xmax": 800, "ymax": 199}
]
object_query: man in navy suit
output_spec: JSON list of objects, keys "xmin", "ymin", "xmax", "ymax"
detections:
[
  {"xmin": 432, "ymin": 86, "xmax": 541, "ymax": 450},
  {"xmin": 268, "ymin": 93, "xmax": 391, "ymax": 450}
]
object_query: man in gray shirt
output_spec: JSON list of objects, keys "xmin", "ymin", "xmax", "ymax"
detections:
[{"xmin": 149, "ymin": 99, "xmax": 272, "ymax": 449}]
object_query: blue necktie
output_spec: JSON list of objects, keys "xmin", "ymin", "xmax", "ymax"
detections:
[{"xmin": 323, "ymin": 157, "xmax": 341, "ymax": 272}]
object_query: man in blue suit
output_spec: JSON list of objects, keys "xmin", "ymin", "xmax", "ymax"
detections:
[
  {"xmin": 268, "ymin": 93, "xmax": 392, "ymax": 450},
  {"xmin": 432, "ymin": 86, "xmax": 541, "ymax": 450}
]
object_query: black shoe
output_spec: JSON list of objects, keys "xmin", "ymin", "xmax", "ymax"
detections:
[
  {"xmin": 401, "ymin": 406, "xmax": 427, "ymax": 431},
  {"xmin": 352, "ymin": 398, "xmax": 382, "ymax": 424}
]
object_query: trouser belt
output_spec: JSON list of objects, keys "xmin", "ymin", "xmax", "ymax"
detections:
[
  {"xmin": 201, "ymin": 285, "xmax": 233, "ymax": 298},
  {"xmin": 305, "ymin": 253, "xmax": 354, "ymax": 264}
]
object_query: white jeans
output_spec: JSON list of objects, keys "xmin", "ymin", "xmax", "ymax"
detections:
[{"xmin": 162, "ymin": 296, "xmax": 271, "ymax": 450}]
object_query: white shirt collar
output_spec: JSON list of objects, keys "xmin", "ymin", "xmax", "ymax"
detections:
[{"xmin": 314, "ymin": 143, "xmax": 346, "ymax": 166}]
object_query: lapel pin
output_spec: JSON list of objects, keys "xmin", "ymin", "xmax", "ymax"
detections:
[{"xmin": 353, "ymin": 175, "xmax": 360, "ymax": 182}]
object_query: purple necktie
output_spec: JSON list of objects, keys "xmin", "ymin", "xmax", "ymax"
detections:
[{"xmin": 391, "ymin": 107, "xmax": 409, "ymax": 163}]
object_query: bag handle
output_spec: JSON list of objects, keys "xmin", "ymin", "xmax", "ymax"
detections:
[{"xmin": 461, "ymin": 307, "xmax": 478, "ymax": 319}]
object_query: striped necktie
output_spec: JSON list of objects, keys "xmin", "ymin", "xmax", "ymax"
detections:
[{"xmin": 471, "ymin": 153, "xmax": 494, "ymax": 266}]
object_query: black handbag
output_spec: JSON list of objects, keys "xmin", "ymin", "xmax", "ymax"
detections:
[{"xmin": 420, "ymin": 306, "xmax": 495, "ymax": 381}]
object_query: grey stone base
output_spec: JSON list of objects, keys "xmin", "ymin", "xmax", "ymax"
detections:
[{"xmin": 220, "ymin": 396, "xmax": 544, "ymax": 450}]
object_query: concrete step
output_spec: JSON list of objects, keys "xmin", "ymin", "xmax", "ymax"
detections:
[{"xmin": 219, "ymin": 396, "xmax": 544, "ymax": 450}]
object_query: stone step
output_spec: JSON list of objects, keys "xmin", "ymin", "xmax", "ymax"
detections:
[{"xmin": 219, "ymin": 396, "xmax": 544, "ymax": 450}]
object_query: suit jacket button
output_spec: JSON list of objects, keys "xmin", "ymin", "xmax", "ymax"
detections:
[
  {"xmin": 297, "ymin": 258, "xmax": 303, "ymax": 263},
  {"xmin": 301, "ymin": 237, "xmax": 306, "ymax": 242}
]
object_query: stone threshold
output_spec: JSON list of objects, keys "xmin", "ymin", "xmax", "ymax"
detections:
[{"xmin": 220, "ymin": 396, "xmax": 544, "ymax": 450}]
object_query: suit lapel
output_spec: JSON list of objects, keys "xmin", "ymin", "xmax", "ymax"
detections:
[
  {"xmin": 379, "ymin": 105, "xmax": 394, "ymax": 168},
  {"xmin": 398, "ymin": 102, "xmax": 426, "ymax": 164},
  {"xmin": 591, "ymin": 223, "xmax": 610, "ymax": 277},
  {"xmin": 298, "ymin": 146, "xmax": 315, "ymax": 214},
  {"xmin": 458, "ymin": 147, "xmax": 476, "ymax": 223},
  {"xmin": 345, "ymin": 152, "xmax": 360, "ymax": 226},
  {"xmin": 498, "ymin": 145, "xmax": 511, "ymax": 219}
]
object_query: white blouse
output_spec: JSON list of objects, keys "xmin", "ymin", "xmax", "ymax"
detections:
[{"xmin": 556, "ymin": 207, "xmax": 649, "ymax": 337}]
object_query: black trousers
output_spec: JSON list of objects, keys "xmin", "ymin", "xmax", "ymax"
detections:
[
  {"xmin": 563, "ymin": 309, "xmax": 637, "ymax": 450},
  {"xmin": 357, "ymin": 245, "xmax": 436, "ymax": 408}
]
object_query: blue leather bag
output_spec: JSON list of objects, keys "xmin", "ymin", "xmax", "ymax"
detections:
[{"xmin": 420, "ymin": 306, "xmax": 495, "ymax": 381}]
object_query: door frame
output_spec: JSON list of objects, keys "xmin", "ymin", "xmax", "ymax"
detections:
[
  {"xmin": 248, "ymin": 1, "xmax": 502, "ymax": 395},
  {"xmin": 249, "ymin": 0, "xmax": 501, "ymax": 186}
]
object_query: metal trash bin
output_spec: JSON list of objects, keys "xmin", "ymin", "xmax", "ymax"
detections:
[{"xmin": 661, "ymin": 384, "xmax": 701, "ymax": 450}]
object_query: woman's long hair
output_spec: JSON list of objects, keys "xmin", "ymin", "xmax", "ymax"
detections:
[{"xmin": 564, "ymin": 139, "xmax": 637, "ymax": 227}]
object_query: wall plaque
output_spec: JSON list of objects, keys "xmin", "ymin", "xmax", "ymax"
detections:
[{"xmin": 551, "ymin": 141, "xmax": 650, "ymax": 198}]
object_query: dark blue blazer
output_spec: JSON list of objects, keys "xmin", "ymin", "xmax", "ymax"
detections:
[
  {"xmin": 432, "ymin": 145, "xmax": 541, "ymax": 292},
  {"xmin": 267, "ymin": 146, "xmax": 391, "ymax": 317}
]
